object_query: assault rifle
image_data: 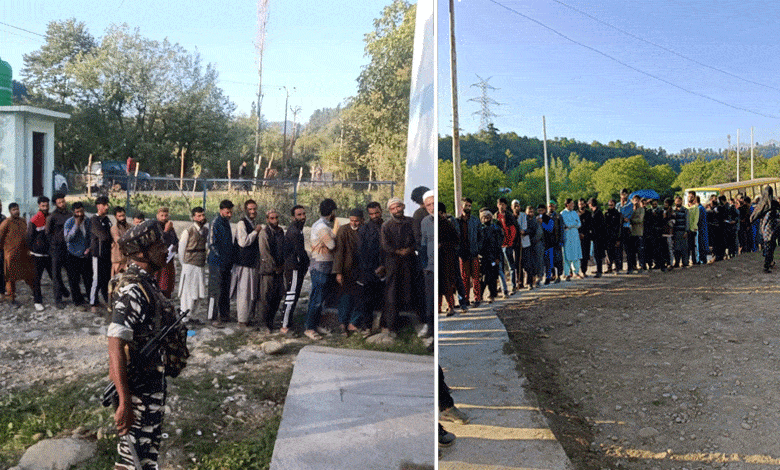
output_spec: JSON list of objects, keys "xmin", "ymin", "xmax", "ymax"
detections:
[{"xmin": 102, "ymin": 309, "xmax": 190, "ymax": 408}]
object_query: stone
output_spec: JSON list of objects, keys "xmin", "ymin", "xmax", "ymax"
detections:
[
  {"xmin": 366, "ymin": 332, "xmax": 395, "ymax": 345},
  {"xmin": 639, "ymin": 427, "xmax": 659, "ymax": 439},
  {"xmin": 17, "ymin": 438, "xmax": 96, "ymax": 470},
  {"xmin": 261, "ymin": 340, "xmax": 284, "ymax": 355}
]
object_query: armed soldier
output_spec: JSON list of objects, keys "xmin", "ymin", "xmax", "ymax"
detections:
[{"xmin": 107, "ymin": 220, "xmax": 188, "ymax": 470}]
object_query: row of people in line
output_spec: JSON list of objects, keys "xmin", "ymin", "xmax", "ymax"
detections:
[
  {"xmin": 437, "ymin": 188, "xmax": 776, "ymax": 313},
  {"xmin": 0, "ymin": 191, "xmax": 435, "ymax": 341}
]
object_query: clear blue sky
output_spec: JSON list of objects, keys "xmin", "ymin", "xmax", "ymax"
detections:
[
  {"xmin": 438, "ymin": 0, "xmax": 780, "ymax": 154},
  {"xmin": 1, "ymin": 0, "xmax": 396, "ymax": 124}
]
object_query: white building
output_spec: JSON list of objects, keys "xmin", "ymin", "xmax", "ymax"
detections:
[{"xmin": 0, "ymin": 105, "xmax": 70, "ymax": 217}]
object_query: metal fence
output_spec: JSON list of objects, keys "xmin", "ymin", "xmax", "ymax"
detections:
[{"xmin": 56, "ymin": 171, "xmax": 397, "ymax": 224}]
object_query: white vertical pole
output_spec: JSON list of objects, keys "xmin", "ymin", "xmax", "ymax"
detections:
[
  {"xmin": 751, "ymin": 126, "xmax": 754, "ymax": 181},
  {"xmin": 543, "ymin": 116, "xmax": 550, "ymax": 204},
  {"xmin": 736, "ymin": 129, "xmax": 740, "ymax": 183}
]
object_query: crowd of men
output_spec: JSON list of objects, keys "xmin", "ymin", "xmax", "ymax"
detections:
[
  {"xmin": 0, "ymin": 189, "xmax": 435, "ymax": 341},
  {"xmin": 438, "ymin": 188, "xmax": 776, "ymax": 313}
]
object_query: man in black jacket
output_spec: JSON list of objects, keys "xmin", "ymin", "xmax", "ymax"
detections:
[
  {"xmin": 45, "ymin": 193, "xmax": 72, "ymax": 308},
  {"xmin": 604, "ymin": 199, "xmax": 622, "ymax": 274},
  {"xmin": 281, "ymin": 205, "xmax": 309, "ymax": 335},
  {"xmin": 208, "ymin": 200, "xmax": 235, "ymax": 327},
  {"xmin": 354, "ymin": 201, "xmax": 385, "ymax": 335},
  {"xmin": 90, "ymin": 196, "xmax": 113, "ymax": 313},
  {"xmin": 588, "ymin": 198, "xmax": 606, "ymax": 278},
  {"xmin": 479, "ymin": 210, "xmax": 503, "ymax": 303},
  {"xmin": 27, "ymin": 196, "xmax": 52, "ymax": 311}
]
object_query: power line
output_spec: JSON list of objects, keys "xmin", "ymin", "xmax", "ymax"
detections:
[
  {"xmin": 485, "ymin": 0, "xmax": 780, "ymax": 120},
  {"xmin": 550, "ymin": 0, "xmax": 780, "ymax": 93},
  {"xmin": 0, "ymin": 21, "xmax": 45, "ymax": 38},
  {"xmin": 0, "ymin": 27, "xmax": 44, "ymax": 42}
]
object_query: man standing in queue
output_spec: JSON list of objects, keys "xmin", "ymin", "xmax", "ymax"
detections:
[
  {"xmin": 27, "ymin": 196, "xmax": 52, "ymax": 311},
  {"xmin": 281, "ymin": 205, "xmax": 309, "ymax": 335},
  {"xmin": 90, "ymin": 196, "xmax": 113, "ymax": 313},
  {"xmin": 46, "ymin": 193, "xmax": 71, "ymax": 308},
  {"xmin": 381, "ymin": 197, "xmax": 419, "ymax": 336},
  {"xmin": 258, "ymin": 209, "xmax": 286, "ymax": 333},
  {"xmin": 108, "ymin": 219, "xmax": 184, "ymax": 470}
]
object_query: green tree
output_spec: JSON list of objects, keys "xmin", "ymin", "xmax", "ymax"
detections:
[
  {"xmin": 350, "ymin": 0, "xmax": 415, "ymax": 183},
  {"xmin": 673, "ymin": 157, "xmax": 719, "ymax": 190},
  {"xmin": 438, "ymin": 159, "xmax": 506, "ymax": 214},
  {"xmin": 566, "ymin": 153, "xmax": 599, "ymax": 200},
  {"xmin": 592, "ymin": 155, "xmax": 672, "ymax": 200},
  {"xmin": 22, "ymin": 19, "xmax": 96, "ymax": 104},
  {"xmin": 24, "ymin": 22, "xmax": 236, "ymax": 175}
]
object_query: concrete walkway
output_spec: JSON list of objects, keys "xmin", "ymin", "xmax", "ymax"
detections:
[
  {"xmin": 437, "ymin": 276, "xmax": 624, "ymax": 469},
  {"xmin": 270, "ymin": 346, "xmax": 435, "ymax": 470}
]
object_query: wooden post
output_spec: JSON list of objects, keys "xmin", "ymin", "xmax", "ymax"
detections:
[
  {"xmin": 87, "ymin": 153, "xmax": 93, "ymax": 197},
  {"xmin": 227, "ymin": 159, "xmax": 232, "ymax": 192}
]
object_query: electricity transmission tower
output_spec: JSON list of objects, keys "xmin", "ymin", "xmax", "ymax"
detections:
[
  {"xmin": 469, "ymin": 75, "xmax": 501, "ymax": 131},
  {"xmin": 254, "ymin": 0, "xmax": 270, "ymax": 179}
]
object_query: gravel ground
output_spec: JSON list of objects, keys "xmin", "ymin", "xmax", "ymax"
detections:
[{"xmin": 496, "ymin": 252, "xmax": 780, "ymax": 470}]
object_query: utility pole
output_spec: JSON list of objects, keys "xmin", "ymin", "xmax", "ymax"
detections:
[
  {"xmin": 449, "ymin": 0, "xmax": 462, "ymax": 217},
  {"xmin": 543, "ymin": 116, "xmax": 550, "ymax": 204},
  {"xmin": 254, "ymin": 0, "xmax": 270, "ymax": 183},
  {"xmin": 751, "ymin": 126, "xmax": 755, "ymax": 180},
  {"xmin": 736, "ymin": 129, "xmax": 740, "ymax": 183}
]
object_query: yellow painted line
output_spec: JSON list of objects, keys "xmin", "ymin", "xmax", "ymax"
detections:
[
  {"xmin": 440, "ymin": 463, "xmax": 553, "ymax": 470},
  {"xmin": 605, "ymin": 446, "xmax": 780, "ymax": 465},
  {"xmin": 455, "ymin": 403, "xmax": 540, "ymax": 412},
  {"xmin": 446, "ymin": 424, "xmax": 556, "ymax": 441}
]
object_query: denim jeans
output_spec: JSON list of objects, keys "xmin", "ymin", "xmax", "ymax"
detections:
[
  {"xmin": 337, "ymin": 292, "xmax": 358, "ymax": 326},
  {"xmin": 306, "ymin": 269, "xmax": 329, "ymax": 330}
]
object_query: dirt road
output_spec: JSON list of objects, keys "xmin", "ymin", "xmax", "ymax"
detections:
[{"xmin": 496, "ymin": 252, "xmax": 780, "ymax": 470}]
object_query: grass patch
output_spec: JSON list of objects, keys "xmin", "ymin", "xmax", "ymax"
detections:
[
  {"xmin": 326, "ymin": 325, "xmax": 433, "ymax": 356},
  {"xmin": 161, "ymin": 366, "xmax": 293, "ymax": 469},
  {"xmin": 190, "ymin": 414, "xmax": 281, "ymax": 470},
  {"xmin": 201, "ymin": 330, "xmax": 257, "ymax": 356},
  {"xmin": 0, "ymin": 374, "xmax": 112, "ymax": 468}
]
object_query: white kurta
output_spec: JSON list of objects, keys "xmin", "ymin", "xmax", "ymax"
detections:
[
  {"xmin": 178, "ymin": 223, "xmax": 208, "ymax": 313},
  {"xmin": 230, "ymin": 217, "xmax": 261, "ymax": 323}
]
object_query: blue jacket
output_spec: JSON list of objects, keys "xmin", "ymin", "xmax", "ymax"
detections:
[
  {"xmin": 208, "ymin": 215, "xmax": 235, "ymax": 269},
  {"xmin": 64, "ymin": 216, "xmax": 91, "ymax": 257},
  {"xmin": 454, "ymin": 214, "xmax": 482, "ymax": 259}
]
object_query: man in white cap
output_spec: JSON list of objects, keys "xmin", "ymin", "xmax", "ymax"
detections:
[
  {"xmin": 380, "ymin": 197, "xmax": 421, "ymax": 335},
  {"xmin": 419, "ymin": 190, "xmax": 435, "ymax": 338}
]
